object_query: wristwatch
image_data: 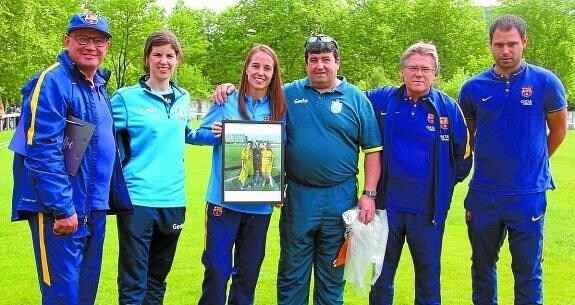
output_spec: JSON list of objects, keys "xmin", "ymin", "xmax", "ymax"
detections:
[{"xmin": 362, "ymin": 190, "xmax": 377, "ymax": 199}]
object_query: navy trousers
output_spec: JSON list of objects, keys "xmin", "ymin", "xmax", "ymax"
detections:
[
  {"xmin": 369, "ymin": 210, "xmax": 445, "ymax": 305},
  {"xmin": 117, "ymin": 205, "xmax": 185, "ymax": 305},
  {"xmin": 465, "ymin": 190, "xmax": 546, "ymax": 305},
  {"xmin": 198, "ymin": 203, "xmax": 271, "ymax": 305},
  {"xmin": 28, "ymin": 210, "xmax": 106, "ymax": 305}
]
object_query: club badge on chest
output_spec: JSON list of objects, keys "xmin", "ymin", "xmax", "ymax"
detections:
[{"xmin": 330, "ymin": 99, "xmax": 343, "ymax": 114}]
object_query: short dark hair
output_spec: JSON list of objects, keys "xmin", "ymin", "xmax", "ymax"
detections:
[
  {"xmin": 304, "ymin": 34, "xmax": 339, "ymax": 62},
  {"xmin": 489, "ymin": 14, "xmax": 527, "ymax": 42},
  {"xmin": 143, "ymin": 30, "xmax": 183, "ymax": 74}
]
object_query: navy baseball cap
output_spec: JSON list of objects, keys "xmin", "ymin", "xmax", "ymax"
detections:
[{"xmin": 66, "ymin": 12, "xmax": 111, "ymax": 38}]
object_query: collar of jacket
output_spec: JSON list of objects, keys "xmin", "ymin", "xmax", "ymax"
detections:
[
  {"xmin": 138, "ymin": 74, "xmax": 185, "ymax": 97},
  {"xmin": 58, "ymin": 50, "xmax": 111, "ymax": 85},
  {"xmin": 392, "ymin": 84, "xmax": 448, "ymax": 114}
]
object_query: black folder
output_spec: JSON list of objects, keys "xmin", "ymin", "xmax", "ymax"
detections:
[
  {"xmin": 9, "ymin": 115, "xmax": 95, "ymax": 176},
  {"xmin": 63, "ymin": 115, "xmax": 95, "ymax": 176}
]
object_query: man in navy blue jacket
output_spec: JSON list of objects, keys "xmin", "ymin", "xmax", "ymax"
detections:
[
  {"xmin": 11, "ymin": 12, "xmax": 130, "ymax": 305},
  {"xmin": 459, "ymin": 15, "xmax": 567, "ymax": 305},
  {"xmin": 367, "ymin": 42, "xmax": 472, "ymax": 305}
]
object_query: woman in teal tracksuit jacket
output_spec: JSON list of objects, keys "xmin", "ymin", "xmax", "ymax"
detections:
[{"xmin": 111, "ymin": 31, "xmax": 195, "ymax": 305}]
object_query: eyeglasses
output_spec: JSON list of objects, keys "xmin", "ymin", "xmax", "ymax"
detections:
[
  {"xmin": 305, "ymin": 35, "xmax": 339, "ymax": 49},
  {"xmin": 404, "ymin": 66, "xmax": 435, "ymax": 75},
  {"xmin": 69, "ymin": 35, "xmax": 109, "ymax": 47}
]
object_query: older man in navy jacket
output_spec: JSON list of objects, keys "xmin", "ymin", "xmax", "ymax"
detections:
[{"xmin": 367, "ymin": 42, "xmax": 472, "ymax": 305}]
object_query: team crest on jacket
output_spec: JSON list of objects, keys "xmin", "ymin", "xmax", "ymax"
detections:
[
  {"xmin": 84, "ymin": 13, "xmax": 100, "ymax": 24},
  {"xmin": 439, "ymin": 117, "xmax": 449, "ymax": 130},
  {"xmin": 213, "ymin": 206, "xmax": 223, "ymax": 217},
  {"xmin": 521, "ymin": 86, "xmax": 533, "ymax": 98},
  {"xmin": 427, "ymin": 113, "xmax": 435, "ymax": 124},
  {"xmin": 178, "ymin": 107, "xmax": 185, "ymax": 120},
  {"xmin": 330, "ymin": 99, "xmax": 343, "ymax": 114}
]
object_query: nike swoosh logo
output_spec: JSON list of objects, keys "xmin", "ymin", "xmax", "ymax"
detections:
[
  {"xmin": 531, "ymin": 215, "xmax": 543, "ymax": 222},
  {"xmin": 481, "ymin": 96, "xmax": 492, "ymax": 102}
]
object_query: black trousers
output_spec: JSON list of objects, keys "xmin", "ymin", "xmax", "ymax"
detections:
[{"xmin": 117, "ymin": 205, "xmax": 186, "ymax": 305}]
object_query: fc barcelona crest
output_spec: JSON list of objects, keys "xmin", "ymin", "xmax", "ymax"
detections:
[
  {"xmin": 84, "ymin": 13, "xmax": 100, "ymax": 24},
  {"xmin": 521, "ymin": 86, "xmax": 533, "ymax": 98},
  {"xmin": 178, "ymin": 107, "xmax": 185, "ymax": 120},
  {"xmin": 213, "ymin": 206, "xmax": 223, "ymax": 217},
  {"xmin": 330, "ymin": 99, "xmax": 343, "ymax": 114},
  {"xmin": 439, "ymin": 116, "xmax": 449, "ymax": 130},
  {"xmin": 427, "ymin": 113, "xmax": 435, "ymax": 124}
]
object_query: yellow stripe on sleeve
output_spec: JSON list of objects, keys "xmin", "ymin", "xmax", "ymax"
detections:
[
  {"xmin": 363, "ymin": 146, "xmax": 383, "ymax": 154},
  {"xmin": 464, "ymin": 129, "xmax": 472, "ymax": 159},
  {"xmin": 26, "ymin": 63, "xmax": 60, "ymax": 145},
  {"xmin": 455, "ymin": 102, "xmax": 472, "ymax": 159}
]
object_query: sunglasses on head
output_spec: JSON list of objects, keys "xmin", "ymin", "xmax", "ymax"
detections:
[{"xmin": 304, "ymin": 35, "xmax": 339, "ymax": 49}]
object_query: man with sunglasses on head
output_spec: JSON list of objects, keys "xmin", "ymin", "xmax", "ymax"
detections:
[
  {"xmin": 366, "ymin": 42, "xmax": 472, "ymax": 305},
  {"xmin": 277, "ymin": 34, "xmax": 382, "ymax": 305},
  {"xmin": 10, "ymin": 12, "xmax": 130, "ymax": 305},
  {"xmin": 212, "ymin": 34, "xmax": 382, "ymax": 305}
]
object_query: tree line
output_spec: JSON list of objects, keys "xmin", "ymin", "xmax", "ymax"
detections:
[{"xmin": 1, "ymin": 0, "xmax": 573, "ymax": 108}]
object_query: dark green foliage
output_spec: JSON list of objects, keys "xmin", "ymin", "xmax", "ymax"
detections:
[{"xmin": 0, "ymin": 0, "xmax": 573, "ymax": 107}]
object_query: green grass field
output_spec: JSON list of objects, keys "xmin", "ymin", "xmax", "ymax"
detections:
[{"xmin": 1, "ymin": 129, "xmax": 574, "ymax": 304}]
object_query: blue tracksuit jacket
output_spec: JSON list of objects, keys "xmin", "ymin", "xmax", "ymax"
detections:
[
  {"xmin": 192, "ymin": 90, "xmax": 282, "ymax": 214},
  {"xmin": 11, "ymin": 50, "xmax": 131, "ymax": 221},
  {"xmin": 367, "ymin": 85, "xmax": 472, "ymax": 224}
]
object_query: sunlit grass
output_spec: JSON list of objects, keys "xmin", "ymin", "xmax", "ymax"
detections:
[{"xmin": 0, "ymin": 129, "xmax": 573, "ymax": 304}]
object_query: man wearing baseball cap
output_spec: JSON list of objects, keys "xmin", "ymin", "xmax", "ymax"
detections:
[
  {"xmin": 11, "ymin": 11, "xmax": 131, "ymax": 305},
  {"xmin": 66, "ymin": 11, "xmax": 112, "ymax": 38}
]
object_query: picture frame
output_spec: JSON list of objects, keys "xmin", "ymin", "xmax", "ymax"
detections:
[{"xmin": 221, "ymin": 120, "xmax": 284, "ymax": 204}]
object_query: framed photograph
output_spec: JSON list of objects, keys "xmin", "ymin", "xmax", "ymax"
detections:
[{"xmin": 221, "ymin": 120, "xmax": 284, "ymax": 204}]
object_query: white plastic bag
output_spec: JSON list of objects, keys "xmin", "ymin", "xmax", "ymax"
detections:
[{"xmin": 342, "ymin": 208, "xmax": 388, "ymax": 290}]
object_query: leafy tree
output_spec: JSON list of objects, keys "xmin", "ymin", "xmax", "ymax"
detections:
[
  {"xmin": 169, "ymin": 1, "xmax": 210, "ymax": 63},
  {"xmin": 176, "ymin": 63, "xmax": 212, "ymax": 100},
  {"xmin": 205, "ymin": 0, "xmax": 350, "ymax": 85},
  {"xmin": 494, "ymin": 0, "xmax": 575, "ymax": 108},
  {"xmin": 398, "ymin": 0, "xmax": 492, "ymax": 80},
  {"xmin": 168, "ymin": 2, "xmax": 213, "ymax": 99},
  {"xmin": 326, "ymin": 0, "xmax": 492, "ymax": 90},
  {"xmin": 0, "ymin": 0, "xmax": 572, "ymax": 107},
  {"xmin": 435, "ymin": 66, "xmax": 472, "ymax": 99},
  {"xmin": 88, "ymin": 0, "xmax": 165, "ymax": 91},
  {"xmin": 341, "ymin": 0, "xmax": 410, "ymax": 88},
  {"xmin": 202, "ymin": 4, "xmax": 247, "ymax": 85},
  {"xmin": 0, "ymin": 0, "xmax": 79, "ymax": 103}
]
